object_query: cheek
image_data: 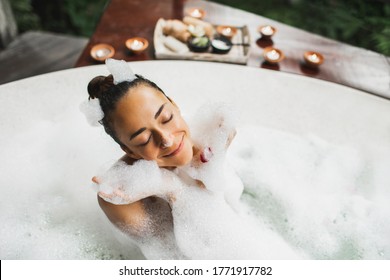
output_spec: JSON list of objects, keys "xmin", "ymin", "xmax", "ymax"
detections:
[
  {"xmin": 175, "ymin": 136, "xmax": 194, "ymax": 165},
  {"xmin": 134, "ymin": 145, "xmax": 159, "ymax": 160},
  {"xmin": 146, "ymin": 149, "xmax": 161, "ymax": 160},
  {"xmin": 172, "ymin": 115, "xmax": 189, "ymax": 131},
  {"xmin": 179, "ymin": 139, "xmax": 194, "ymax": 165}
]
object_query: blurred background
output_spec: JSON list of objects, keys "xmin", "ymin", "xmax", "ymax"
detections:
[{"xmin": 9, "ymin": 0, "xmax": 390, "ymax": 56}]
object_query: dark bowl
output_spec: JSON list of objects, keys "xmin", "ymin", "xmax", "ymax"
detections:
[
  {"xmin": 211, "ymin": 37, "xmax": 233, "ymax": 54},
  {"xmin": 187, "ymin": 36, "xmax": 211, "ymax": 53}
]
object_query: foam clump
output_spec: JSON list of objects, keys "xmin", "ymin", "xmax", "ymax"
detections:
[
  {"xmin": 182, "ymin": 102, "xmax": 243, "ymax": 209},
  {"xmin": 96, "ymin": 160, "xmax": 181, "ymax": 205},
  {"xmin": 92, "ymin": 102, "xmax": 303, "ymax": 259},
  {"xmin": 3, "ymin": 99, "xmax": 390, "ymax": 259},
  {"xmin": 92, "ymin": 120, "xmax": 390, "ymax": 260},
  {"xmin": 171, "ymin": 185, "xmax": 301, "ymax": 259},
  {"xmin": 230, "ymin": 125, "xmax": 390, "ymax": 259},
  {"xmin": 79, "ymin": 98, "xmax": 104, "ymax": 127},
  {"xmin": 105, "ymin": 58, "xmax": 137, "ymax": 84}
]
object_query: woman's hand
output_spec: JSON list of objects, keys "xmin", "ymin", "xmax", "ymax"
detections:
[{"xmin": 92, "ymin": 176, "xmax": 133, "ymax": 205}]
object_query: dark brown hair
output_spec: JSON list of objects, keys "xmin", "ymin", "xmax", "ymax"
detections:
[{"xmin": 87, "ymin": 74, "xmax": 168, "ymax": 146}]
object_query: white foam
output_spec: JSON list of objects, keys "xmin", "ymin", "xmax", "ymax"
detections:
[
  {"xmin": 92, "ymin": 103, "xmax": 303, "ymax": 259},
  {"xmin": 1, "ymin": 83, "xmax": 389, "ymax": 259},
  {"xmin": 79, "ymin": 98, "xmax": 104, "ymax": 127},
  {"xmin": 230, "ymin": 125, "xmax": 390, "ymax": 259}
]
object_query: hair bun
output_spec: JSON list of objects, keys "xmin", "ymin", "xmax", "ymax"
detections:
[{"xmin": 87, "ymin": 75, "xmax": 114, "ymax": 99}]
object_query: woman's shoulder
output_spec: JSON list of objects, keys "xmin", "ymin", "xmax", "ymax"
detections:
[{"xmin": 119, "ymin": 154, "xmax": 137, "ymax": 165}]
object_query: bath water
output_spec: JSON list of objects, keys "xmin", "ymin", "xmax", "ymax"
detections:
[
  {"xmin": 91, "ymin": 103, "xmax": 390, "ymax": 259},
  {"xmin": 1, "ymin": 61, "xmax": 389, "ymax": 260}
]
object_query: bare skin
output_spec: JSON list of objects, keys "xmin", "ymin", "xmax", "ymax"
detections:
[
  {"xmin": 94, "ymin": 84, "xmax": 236, "ymax": 242},
  {"xmin": 95, "ymin": 84, "xmax": 195, "ymax": 239}
]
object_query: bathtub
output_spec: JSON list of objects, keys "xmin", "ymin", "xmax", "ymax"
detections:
[{"xmin": 0, "ymin": 61, "xmax": 389, "ymax": 259}]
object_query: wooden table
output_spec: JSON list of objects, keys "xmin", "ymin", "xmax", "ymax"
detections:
[{"xmin": 75, "ymin": 0, "xmax": 390, "ymax": 99}]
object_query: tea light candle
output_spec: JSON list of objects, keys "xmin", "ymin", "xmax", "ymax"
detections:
[
  {"xmin": 125, "ymin": 37, "xmax": 149, "ymax": 54},
  {"xmin": 187, "ymin": 8, "xmax": 205, "ymax": 19},
  {"xmin": 216, "ymin": 25, "xmax": 237, "ymax": 39},
  {"xmin": 263, "ymin": 47, "xmax": 284, "ymax": 64},
  {"xmin": 267, "ymin": 50, "xmax": 280, "ymax": 60},
  {"xmin": 95, "ymin": 48, "xmax": 111, "ymax": 58},
  {"xmin": 308, "ymin": 53, "xmax": 320, "ymax": 63},
  {"xmin": 303, "ymin": 51, "xmax": 324, "ymax": 67},
  {"xmin": 130, "ymin": 39, "xmax": 144, "ymax": 50},
  {"xmin": 258, "ymin": 25, "xmax": 276, "ymax": 38},
  {"xmin": 90, "ymin": 43, "xmax": 115, "ymax": 62}
]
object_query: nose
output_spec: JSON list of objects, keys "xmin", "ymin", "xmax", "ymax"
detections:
[{"xmin": 159, "ymin": 130, "xmax": 174, "ymax": 149}]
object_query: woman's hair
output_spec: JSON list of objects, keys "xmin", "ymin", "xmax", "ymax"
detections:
[{"xmin": 87, "ymin": 74, "xmax": 169, "ymax": 146}]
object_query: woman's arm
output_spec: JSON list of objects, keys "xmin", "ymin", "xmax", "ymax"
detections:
[{"xmin": 98, "ymin": 195, "xmax": 150, "ymax": 237}]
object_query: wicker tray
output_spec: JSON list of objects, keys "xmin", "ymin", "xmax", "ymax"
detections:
[{"xmin": 154, "ymin": 18, "xmax": 251, "ymax": 64}]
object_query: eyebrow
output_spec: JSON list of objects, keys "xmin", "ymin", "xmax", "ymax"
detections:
[
  {"xmin": 154, "ymin": 103, "xmax": 166, "ymax": 119},
  {"xmin": 129, "ymin": 103, "xmax": 167, "ymax": 141},
  {"xmin": 130, "ymin": 127, "xmax": 147, "ymax": 141}
]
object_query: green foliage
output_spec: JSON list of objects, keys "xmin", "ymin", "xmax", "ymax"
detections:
[
  {"xmin": 214, "ymin": 0, "xmax": 390, "ymax": 56},
  {"xmin": 10, "ymin": 0, "xmax": 41, "ymax": 32},
  {"xmin": 63, "ymin": 0, "xmax": 108, "ymax": 37},
  {"xmin": 9, "ymin": 0, "xmax": 390, "ymax": 55},
  {"xmin": 10, "ymin": 0, "xmax": 107, "ymax": 37}
]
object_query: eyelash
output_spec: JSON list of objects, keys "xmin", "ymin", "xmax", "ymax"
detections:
[
  {"xmin": 140, "ymin": 135, "xmax": 152, "ymax": 146},
  {"xmin": 163, "ymin": 114, "xmax": 173, "ymax": 124},
  {"xmin": 139, "ymin": 114, "xmax": 173, "ymax": 146}
]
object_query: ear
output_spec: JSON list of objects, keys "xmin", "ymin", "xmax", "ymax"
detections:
[{"xmin": 120, "ymin": 145, "xmax": 142, "ymax": 160}]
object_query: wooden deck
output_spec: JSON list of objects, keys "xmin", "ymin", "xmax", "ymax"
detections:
[{"xmin": 0, "ymin": 31, "xmax": 87, "ymax": 85}]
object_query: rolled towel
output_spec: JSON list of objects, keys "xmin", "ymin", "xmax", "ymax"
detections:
[{"xmin": 163, "ymin": 36, "xmax": 190, "ymax": 53}]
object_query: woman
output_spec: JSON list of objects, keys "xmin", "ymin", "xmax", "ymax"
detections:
[{"xmin": 82, "ymin": 59, "xmax": 240, "ymax": 259}]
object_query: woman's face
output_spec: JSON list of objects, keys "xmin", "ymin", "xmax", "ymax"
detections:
[{"xmin": 110, "ymin": 84, "xmax": 194, "ymax": 167}]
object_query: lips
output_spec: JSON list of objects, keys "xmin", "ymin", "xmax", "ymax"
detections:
[{"xmin": 163, "ymin": 135, "xmax": 184, "ymax": 158}]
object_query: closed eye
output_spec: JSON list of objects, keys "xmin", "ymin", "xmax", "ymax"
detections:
[
  {"xmin": 139, "ymin": 135, "xmax": 152, "ymax": 146},
  {"xmin": 163, "ymin": 114, "xmax": 173, "ymax": 124}
]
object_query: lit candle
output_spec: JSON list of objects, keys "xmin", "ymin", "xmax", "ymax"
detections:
[
  {"xmin": 263, "ymin": 47, "xmax": 284, "ymax": 64},
  {"xmin": 258, "ymin": 25, "xmax": 276, "ymax": 39},
  {"xmin": 95, "ymin": 48, "xmax": 110, "ymax": 58},
  {"xmin": 216, "ymin": 25, "xmax": 237, "ymax": 39},
  {"xmin": 188, "ymin": 8, "xmax": 205, "ymax": 19},
  {"xmin": 261, "ymin": 25, "xmax": 274, "ymax": 36},
  {"xmin": 130, "ymin": 39, "xmax": 144, "ymax": 50},
  {"xmin": 126, "ymin": 37, "xmax": 148, "ymax": 54},
  {"xmin": 222, "ymin": 27, "xmax": 232, "ymax": 36},
  {"xmin": 308, "ymin": 53, "xmax": 320, "ymax": 63},
  {"xmin": 90, "ymin": 43, "xmax": 115, "ymax": 62},
  {"xmin": 303, "ymin": 51, "xmax": 324, "ymax": 67},
  {"xmin": 266, "ymin": 50, "xmax": 280, "ymax": 61},
  {"xmin": 191, "ymin": 9, "xmax": 201, "ymax": 18}
]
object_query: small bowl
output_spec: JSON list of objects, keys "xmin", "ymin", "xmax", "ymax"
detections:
[
  {"xmin": 216, "ymin": 25, "xmax": 237, "ymax": 40},
  {"xmin": 303, "ymin": 51, "xmax": 324, "ymax": 67},
  {"xmin": 125, "ymin": 37, "xmax": 149, "ymax": 54},
  {"xmin": 186, "ymin": 8, "xmax": 206, "ymax": 19},
  {"xmin": 211, "ymin": 37, "xmax": 233, "ymax": 54},
  {"xmin": 90, "ymin": 43, "xmax": 115, "ymax": 62},
  {"xmin": 258, "ymin": 25, "xmax": 277, "ymax": 39},
  {"xmin": 263, "ymin": 47, "xmax": 285, "ymax": 64},
  {"xmin": 188, "ymin": 36, "xmax": 211, "ymax": 53}
]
